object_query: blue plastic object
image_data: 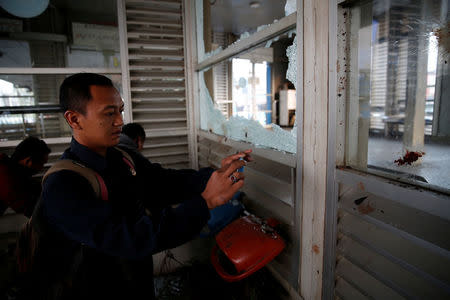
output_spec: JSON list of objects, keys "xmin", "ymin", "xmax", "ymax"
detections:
[
  {"xmin": 200, "ymin": 192, "xmax": 244, "ymax": 237},
  {"xmin": 237, "ymin": 157, "xmax": 245, "ymax": 173}
]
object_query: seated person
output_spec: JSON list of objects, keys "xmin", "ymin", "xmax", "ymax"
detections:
[
  {"xmin": 118, "ymin": 122, "xmax": 146, "ymax": 153},
  {"xmin": 0, "ymin": 136, "xmax": 50, "ymax": 217}
]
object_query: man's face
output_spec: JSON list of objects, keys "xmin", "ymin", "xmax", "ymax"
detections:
[{"xmin": 74, "ymin": 85, "xmax": 124, "ymax": 151}]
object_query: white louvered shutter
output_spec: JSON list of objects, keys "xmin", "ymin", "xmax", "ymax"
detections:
[{"xmin": 124, "ymin": 0, "xmax": 190, "ymax": 169}]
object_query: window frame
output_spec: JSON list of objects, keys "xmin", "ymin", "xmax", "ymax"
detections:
[
  {"xmin": 0, "ymin": 0, "xmax": 127, "ymax": 147},
  {"xmin": 334, "ymin": 0, "xmax": 450, "ymax": 196},
  {"xmin": 324, "ymin": 0, "xmax": 450, "ymax": 298},
  {"xmin": 188, "ymin": 0, "xmax": 299, "ymax": 165},
  {"xmin": 183, "ymin": 0, "xmax": 304, "ymax": 291}
]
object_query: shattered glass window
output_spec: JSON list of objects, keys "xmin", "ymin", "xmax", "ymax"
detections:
[
  {"xmin": 199, "ymin": 30, "xmax": 297, "ymax": 153},
  {"xmin": 346, "ymin": 0, "xmax": 450, "ymax": 192},
  {"xmin": 196, "ymin": 0, "xmax": 296, "ymax": 61},
  {"xmin": 196, "ymin": 0, "xmax": 298, "ymax": 153}
]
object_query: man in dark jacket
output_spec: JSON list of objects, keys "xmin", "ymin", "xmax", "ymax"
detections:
[
  {"xmin": 0, "ymin": 136, "xmax": 50, "ymax": 217},
  {"xmin": 28, "ymin": 73, "xmax": 250, "ymax": 300},
  {"xmin": 118, "ymin": 122, "xmax": 146, "ymax": 154}
]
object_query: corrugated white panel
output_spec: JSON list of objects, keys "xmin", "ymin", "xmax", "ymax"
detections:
[
  {"xmin": 124, "ymin": 0, "xmax": 189, "ymax": 168},
  {"xmin": 197, "ymin": 134, "xmax": 299, "ymax": 287},
  {"xmin": 335, "ymin": 183, "xmax": 450, "ymax": 299}
]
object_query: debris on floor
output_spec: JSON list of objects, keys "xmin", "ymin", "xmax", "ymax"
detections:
[{"xmin": 154, "ymin": 261, "xmax": 288, "ymax": 300}]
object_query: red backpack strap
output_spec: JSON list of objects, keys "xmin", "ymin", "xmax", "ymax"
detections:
[
  {"xmin": 42, "ymin": 160, "xmax": 108, "ymax": 201},
  {"xmin": 92, "ymin": 172, "xmax": 108, "ymax": 202},
  {"xmin": 114, "ymin": 147, "xmax": 136, "ymax": 176}
]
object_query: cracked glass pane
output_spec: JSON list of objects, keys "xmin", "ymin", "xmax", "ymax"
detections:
[
  {"xmin": 346, "ymin": 0, "xmax": 450, "ymax": 192},
  {"xmin": 199, "ymin": 30, "xmax": 297, "ymax": 153}
]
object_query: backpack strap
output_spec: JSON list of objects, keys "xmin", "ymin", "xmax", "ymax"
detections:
[
  {"xmin": 42, "ymin": 160, "xmax": 108, "ymax": 202},
  {"xmin": 41, "ymin": 149, "xmax": 135, "ymax": 202},
  {"xmin": 114, "ymin": 147, "xmax": 136, "ymax": 176}
]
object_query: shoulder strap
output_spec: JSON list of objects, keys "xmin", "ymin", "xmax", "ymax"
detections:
[
  {"xmin": 42, "ymin": 160, "xmax": 108, "ymax": 201},
  {"xmin": 114, "ymin": 147, "xmax": 136, "ymax": 176}
]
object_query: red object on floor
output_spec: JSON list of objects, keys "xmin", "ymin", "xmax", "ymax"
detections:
[{"xmin": 211, "ymin": 215, "xmax": 285, "ymax": 282}]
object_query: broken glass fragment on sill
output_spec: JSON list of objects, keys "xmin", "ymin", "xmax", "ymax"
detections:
[
  {"xmin": 285, "ymin": 0, "xmax": 296, "ymax": 16},
  {"xmin": 286, "ymin": 36, "xmax": 297, "ymax": 89}
]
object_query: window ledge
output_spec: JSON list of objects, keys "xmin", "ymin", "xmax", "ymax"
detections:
[{"xmin": 198, "ymin": 130, "xmax": 297, "ymax": 168}]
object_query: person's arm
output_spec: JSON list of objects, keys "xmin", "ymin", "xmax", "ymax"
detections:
[
  {"xmin": 42, "ymin": 171, "xmax": 211, "ymax": 258},
  {"xmin": 129, "ymin": 149, "xmax": 252, "ymax": 205},
  {"xmin": 132, "ymin": 152, "xmax": 214, "ymax": 196}
]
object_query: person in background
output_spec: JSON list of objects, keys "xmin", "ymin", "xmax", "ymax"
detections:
[
  {"xmin": 0, "ymin": 136, "xmax": 50, "ymax": 218},
  {"xmin": 118, "ymin": 122, "xmax": 146, "ymax": 154}
]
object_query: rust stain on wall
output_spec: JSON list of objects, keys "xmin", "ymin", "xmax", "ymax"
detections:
[
  {"xmin": 433, "ymin": 22, "xmax": 450, "ymax": 54},
  {"xmin": 358, "ymin": 202, "xmax": 375, "ymax": 215},
  {"xmin": 312, "ymin": 245, "xmax": 320, "ymax": 254},
  {"xmin": 357, "ymin": 182, "xmax": 365, "ymax": 191}
]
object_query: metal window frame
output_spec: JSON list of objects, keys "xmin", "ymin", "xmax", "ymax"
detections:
[
  {"xmin": 195, "ymin": 13, "xmax": 297, "ymax": 72},
  {"xmin": 0, "ymin": 0, "xmax": 126, "ymax": 146}
]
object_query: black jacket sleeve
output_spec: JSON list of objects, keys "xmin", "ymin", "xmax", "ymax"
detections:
[
  {"xmin": 128, "ymin": 150, "xmax": 215, "ymax": 206},
  {"xmin": 42, "ymin": 170, "xmax": 211, "ymax": 259}
]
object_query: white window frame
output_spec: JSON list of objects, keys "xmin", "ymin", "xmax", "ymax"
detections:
[
  {"xmin": 184, "ymin": 0, "xmax": 337, "ymax": 297},
  {"xmin": 0, "ymin": 0, "xmax": 127, "ymax": 148},
  {"xmin": 324, "ymin": 0, "xmax": 450, "ymax": 298},
  {"xmin": 183, "ymin": 0, "xmax": 303, "ymax": 292}
]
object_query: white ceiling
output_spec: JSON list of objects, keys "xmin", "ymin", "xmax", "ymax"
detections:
[{"xmin": 210, "ymin": 0, "xmax": 285, "ymax": 35}]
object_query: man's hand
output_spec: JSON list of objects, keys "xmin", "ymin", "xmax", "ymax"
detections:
[
  {"xmin": 220, "ymin": 149, "xmax": 253, "ymax": 168},
  {"xmin": 201, "ymin": 158, "xmax": 247, "ymax": 210}
]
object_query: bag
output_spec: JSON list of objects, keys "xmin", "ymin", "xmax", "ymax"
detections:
[{"xmin": 16, "ymin": 147, "xmax": 135, "ymax": 273}]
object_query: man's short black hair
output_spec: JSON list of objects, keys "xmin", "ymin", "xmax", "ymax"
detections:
[
  {"xmin": 122, "ymin": 123, "xmax": 146, "ymax": 141},
  {"xmin": 59, "ymin": 73, "xmax": 114, "ymax": 115},
  {"xmin": 11, "ymin": 136, "xmax": 51, "ymax": 163}
]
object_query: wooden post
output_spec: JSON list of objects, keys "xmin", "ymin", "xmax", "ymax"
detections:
[{"xmin": 300, "ymin": 0, "xmax": 329, "ymax": 298}]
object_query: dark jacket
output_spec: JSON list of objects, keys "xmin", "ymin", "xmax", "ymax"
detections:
[
  {"xmin": 0, "ymin": 154, "xmax": 40, "ymax": 217},
  {"xmin": 118, "ymin": 134, "xmax": 139, "ymax": 153},
  {"xmin": 27, "ymin": 138, "xmax": 213, "ymax": 300}
]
